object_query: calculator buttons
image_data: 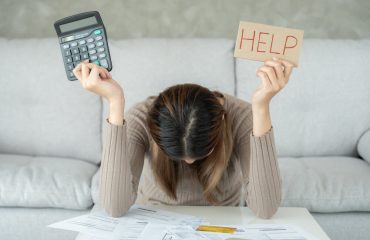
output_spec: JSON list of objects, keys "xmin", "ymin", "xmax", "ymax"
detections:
[
  {"xmin": 100, "ymin": 59, "xmax": 108, "ymax": 68},
  {"xmin": 68, "ymin": 71, "xmax": 74, "ymax": 77},
  {"xmin": 79, "ymin": 46, "xmax": 87, "ymax": 52},
  {"xmin": 79, "ymin": 40, "xmax": 86, "ymax": 45},
  {"xmin": 61, "ymin": 28, "xmax": 110, "ymax": 79},
  {"xmin": 73, "ymin": 55, "xmax": 80, "ymax": 61},
  {"xmin": 81, "ymin": 53, "xmax": 89, "ymax": 60},
  {"xmin": 72, "ymin": 48, "xmax": 80, "ymax": 54},
  {"xmin": 67, "ymin": 64, "xmax": 74, "ymax": 70}
]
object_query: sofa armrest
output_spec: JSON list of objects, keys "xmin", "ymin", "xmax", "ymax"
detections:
[
  {"xmin": 90, "ymin": 167, "xmax": 101, "ymax": 205},
  {"xmin": 358, "ymin": 129, "xmax": 370, "ymax": 164}
]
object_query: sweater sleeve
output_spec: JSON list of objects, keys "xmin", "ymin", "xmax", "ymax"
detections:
[
  {"xmin": 99, "ymin": 115, "xmax": 146, "ymax": 218},
  {"xmin": 237, "ymin": 116, "xmax": 282, "ymax": 219}
]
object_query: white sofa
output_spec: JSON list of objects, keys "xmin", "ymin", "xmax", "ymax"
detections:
[{"xmin": 0, "ymin": 38, "xmax": 369, "ymax": 240}]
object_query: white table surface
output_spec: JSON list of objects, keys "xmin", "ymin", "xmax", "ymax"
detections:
[
  {"xmin": 152, "ymin": 205, "xmax": 331, "ymax": 240},
  {"xmin": 82, "ymin": 204, "xmax": 331, "ymax": 240}
]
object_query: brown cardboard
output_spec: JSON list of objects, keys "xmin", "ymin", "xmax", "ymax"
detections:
[{"xmin": 234, "ymin": 21, "xmax": 304, "ymax": 67}]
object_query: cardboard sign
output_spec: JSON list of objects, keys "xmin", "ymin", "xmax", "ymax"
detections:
[{"xmin": 234, "ymin": 21, "xmax": 304, "ymax": 66}]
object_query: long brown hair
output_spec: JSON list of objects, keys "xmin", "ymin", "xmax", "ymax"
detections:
[{"xmin": 147, "ymin": 83, "xmax": 234, "ymax": 204}]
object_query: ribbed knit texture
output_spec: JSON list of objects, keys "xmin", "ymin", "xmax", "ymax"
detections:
[{"xmin": 99, "ymin": 93, "xmax": 282, "ymax": 219}]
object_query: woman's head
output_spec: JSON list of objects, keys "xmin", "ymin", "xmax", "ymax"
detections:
[
  {"xmin": 148, "ymin": 83, "xmax": 225, "ymax": 163},
  {"xmin": 147, "ymin": 83, "xmax": 233, "ymax": 204}
]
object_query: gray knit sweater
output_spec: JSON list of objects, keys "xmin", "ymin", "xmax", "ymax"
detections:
[{"xmin": 99, "ymin": 92, "xmax": 282, "ymax": 219}]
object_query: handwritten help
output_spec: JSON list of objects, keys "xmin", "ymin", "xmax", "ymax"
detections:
[{"xmin": 234, "ymin": 21, "xmax": 304, "ymax": 67}]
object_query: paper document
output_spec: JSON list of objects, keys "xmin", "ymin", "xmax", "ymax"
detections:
[
  {"xmin": 48, "ymin": 205, "xmax": 319, "ymax": 240},
  {"xmin": 122, "ymin": 205, "xmax": 206, "ymax": 228},
  {"xmin": 48, "ymin": 204, "xmax": 205, "ymax": 240},
  {"xmin": 48, "ymin": 214, "xmax": 148, "ymax": 240},
  {"xmin": 141, "ymin": 224, "xmax": 320, "ymax": 240}
]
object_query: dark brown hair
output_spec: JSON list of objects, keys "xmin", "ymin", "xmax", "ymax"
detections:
[{"xmin": 147, "ymin": 83, "xmax": 234, "ymax": 204}]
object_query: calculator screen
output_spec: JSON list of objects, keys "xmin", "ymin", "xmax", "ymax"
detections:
[{"xmin": 59, "ymin": 16, "xmax": 98, "ymax": 33}]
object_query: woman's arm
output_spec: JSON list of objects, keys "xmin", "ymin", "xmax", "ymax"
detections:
[
  {"xmin": 99, "ymin": 97, "xmax": 140, "ymax": 217},
  {"xmin": 73, "ymin": 61, "xmax": 146, "ymax": 218},
  {"xmin": 240, "ymin": 57, "xmax": 295, "ymax": 219},
  {"xmin": 246, "ymin": 124, "xmax": 282, "ymax": 219},
  {"xmin": 100, "ymin": 106, "xmax": 146, "ymax": 217},
  {"xmin": 100, "ymin": 93, "xmax": 149, "ymax": 218},
  {"xmin": 238, "ymin": 113, "xmax": 282, "ymax": 219}
]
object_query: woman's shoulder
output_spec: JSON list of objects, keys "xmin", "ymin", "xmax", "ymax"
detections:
[
  {"xmin": 126, "ymin": 95, "xmax": 156, "ymax": 118},
  {"xmin": 222, "ymin": 93, "xmax": 254, "ymax": 141},
  {"xmin": 124, "ymin": 96, "xmax": 157, "ymax": 148},
  {"xmin": 223, "ymin": 93, "xmax": 253, "ymax": 121}
]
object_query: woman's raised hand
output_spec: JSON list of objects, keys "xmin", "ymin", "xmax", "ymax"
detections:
[
  {"xmin": 252, "ymin": 57, "xmax": 295, "ymax": 108},
  {"xmin": 73, "ymin": 60, "xmax": 124, "ymax": 103}
]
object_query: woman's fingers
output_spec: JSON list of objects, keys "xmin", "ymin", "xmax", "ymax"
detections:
[
  {"xmin": 72, "ymin": 64, "xmax": 83, "ymax": 82},
  {"xmin": 273, "ymin": 57, "xmax": 295, "ymax": 81},
  {"xmin": 73, "ymin": 60, "xmax": 111, "ymax": 88},
  {"xmin": 257, "ymin": 71, "xmax": 271, "ymax": 88},
  {"xmin": 90, "ymin": 66, "xmax": 100, "ymax": 80},
  {"xmin": 100, "ymin": 68, "xmax": 109, "ymax": 79},
  {"xmin": 81, "ymin": 62, "xmax": 110, "ymax": 79},
  {"xmin": 81, "ymin": 63, "xmax": 90, "ymax": 79},
  {"xmin": 103, "ymin": 67, "xmax": 112, "ymax": 79},
  {"xmin": 264, "ymin": 59, "xmax": 285, "ymax": 88},
  {"xmin": 258, "ymin": 66, "xmax": 280, "ymax": 91}
]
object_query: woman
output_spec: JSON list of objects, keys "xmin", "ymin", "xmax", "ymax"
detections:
[{"xmin": 73, "ymin": 56, "xmax": 295, "ymax": 219}]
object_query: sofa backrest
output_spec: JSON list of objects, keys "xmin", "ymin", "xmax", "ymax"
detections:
[
  {"xmin": 0, "ymin": 38, "xmax": 102, "ymax": 164},
  {"xmin": 2, "ymin": 38, "xmax": 368, "ymax": 161},
  {"xmin": 236, "ymin": 39, "xmax": 370, "ymax": 157},
  {"xmin": 100, "ymin": 38, "xmax": 236, "ymax": 139},
  {"xmin": 0, "ymin": 38, "xmax": 235, "ymax": 164}
]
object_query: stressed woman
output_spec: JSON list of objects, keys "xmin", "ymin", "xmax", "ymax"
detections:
[{"xmin": 73, "ymin": 57, "xmax": 295, "ymax": 219}]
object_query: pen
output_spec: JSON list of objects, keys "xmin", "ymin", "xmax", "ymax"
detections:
[{"xmin": 196, "ymin": 225, "xmax": 237, "ymax": 234}]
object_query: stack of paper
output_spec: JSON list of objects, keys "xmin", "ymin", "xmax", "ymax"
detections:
[
  {"xmin": 48, "ymin": 205, "xmax": 206, "ymax": 240},
  {"xmin": 48, "ymin": 205, "xmax": 319, "ymax": 240}
]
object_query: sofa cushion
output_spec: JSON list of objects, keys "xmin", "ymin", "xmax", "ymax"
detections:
[
  {"xmin": 90, "ymin": 168, "xmax": 100, "ymax": 204},
  {"xmin": 358, "ymin": 129, "xmax": 370, "ymax": 164},
  {"xmin": 280, "ymin": 156, "xmax": 370, "ymax": 212},
  {"xmin": 236, "ymin": 39, "xmax": 370, "ymax": 157},
  {"xmin": 0, "ymin": 153, "xmax": 97, "ymax": 210},
  {"xmin": 0, "ymin": 38, "xmax": 103, "ymax": 164}
]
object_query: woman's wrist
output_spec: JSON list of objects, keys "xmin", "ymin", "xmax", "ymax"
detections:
[
  {"xmin": 108, "ymin": 95, "xmax": 125, "ymax": 126},
  {"xmin": 252, "ymin": 102, "xmax": 269, "ymax": 114},
  {"xmin": 108, "ymin": 90, "xmax": 124, "ymax": 104},
  {"xmin": 251, "ymin": 102, "xmax": 272, "ymax": 137}
]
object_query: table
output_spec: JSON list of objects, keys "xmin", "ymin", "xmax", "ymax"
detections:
[
  {"xmin": 76, "ymin": 205, "xmax": 331, "ymax": 240},
  {"xmin": 154, "ymin": 205, "xmax": 331, "ymax": 240}
]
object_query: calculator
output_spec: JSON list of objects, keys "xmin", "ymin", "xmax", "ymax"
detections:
[{"xmin": 54, "ymin": 11, "xmax": 113, "ymax": 81}]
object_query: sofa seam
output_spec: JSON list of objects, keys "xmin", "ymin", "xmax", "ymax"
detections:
[{"xmin": 233, "ymin": 52, "xmax": 237, "ymax": 96}]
